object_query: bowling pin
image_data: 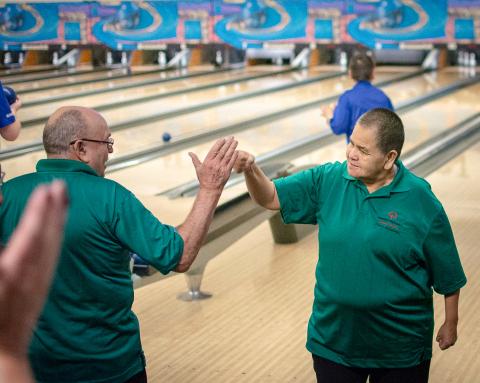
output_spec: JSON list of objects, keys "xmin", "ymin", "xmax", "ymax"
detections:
[
  {"xmin": 340, "ymin": 51, "xmax": 347, "ymax": 69},
  {"xmin": 469, "ymin": 52, "xmax": 476, "ymax": 67}
]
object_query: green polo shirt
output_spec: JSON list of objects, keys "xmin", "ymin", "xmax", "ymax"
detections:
[
  {"xmin": 274, "ymin": 160, "xmax": 466, "ymax": 368},
  {"xmin": 0, "ymin": 159, "xmax": 184, "ymax": 383}
]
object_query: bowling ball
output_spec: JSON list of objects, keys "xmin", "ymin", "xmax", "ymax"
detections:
[
  {"xmin": 162, "ymin": 132, "xmax": 172, "ymax": 142},
  {"xmin": 132, "ymin": 253, "xmax": 149, "ymax": 266},
  {"xmin": 3, "ymin": 86, "xmax": 16, "ymax": 105}
]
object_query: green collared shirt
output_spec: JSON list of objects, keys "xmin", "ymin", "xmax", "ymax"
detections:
[
  {"xmin": 0, "ymin": 159, "xmax": 184, "ymax": 383},
  {"xmin": 274, "ymin": 160, "xmax": 466, "ymax": 368}
]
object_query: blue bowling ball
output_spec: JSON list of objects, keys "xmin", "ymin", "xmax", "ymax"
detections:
[
  {"xmin": 162, "ymin": 132, "xmax": 172, "ymax": 143},
  {"xmin": 132, "ymin": 253, "xmax": 149, "ymax": 266},
  {"xmin": 3, "ymin": 86, "xmax": 16, "ymax": 105}
]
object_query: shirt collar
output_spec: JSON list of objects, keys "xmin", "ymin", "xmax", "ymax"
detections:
[
  {"xmin": 354, "ymin": 80, "xmax": 372, "ymax": 88},
  {"xmin": 36, "ymin": 159, "xmax": 99, "ymax": 176},
  {"xmin": 342, "ymin": 162, "xmax": 356, "ymax": 181},
  {"xmin": 342, "ymin": 160, "xmax": 410, "ymax": 196}
]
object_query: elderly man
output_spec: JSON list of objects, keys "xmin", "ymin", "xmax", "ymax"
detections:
[
  {"xmin": 234, "ymin": 108, "xmax": 465, "ymax": 383},
  {"xmin": 0, "ymin": 106, "xmax": 238, "ymax": 383}
]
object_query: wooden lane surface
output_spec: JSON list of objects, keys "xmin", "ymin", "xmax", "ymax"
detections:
[
  {"xmin": 105, "ymin": 69, "xmax": 459, "ymax": 198},
  {"xmin": 0, "ymin": 64, "xmax": 57, "ymax": 75},
  {"xmin": 132, "ymin": 70, "xmax": 480, "ymax": 228},
  {"xmin": 211, "ymin": 76, "xmax": 480, "ymax": 211},
  {"xmin": 13, "ymin": 66, "xmax": 337, "ymax": 147},
  {"xmin": 1, "ymin": 66, "xmax": 98, "ymax": 84},
  {"xmin": 11, "ymin": 67, "xmax": 127, "ymax": 92},
  {"xmin": 427, "ymin": 142, "xmax": 480, "ymax": 383},
  {"xmin": 16, "ymin": 67, "xmax": 236, "ymax": 105},
  {"xmin": 1, "ymin": 67, "xmax": 384, "ymax": 178}
]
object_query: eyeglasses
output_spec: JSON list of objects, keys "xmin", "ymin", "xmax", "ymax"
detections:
[{"xmin": 69, "ymin": 137, "xmax": 114, "ymax": 151}]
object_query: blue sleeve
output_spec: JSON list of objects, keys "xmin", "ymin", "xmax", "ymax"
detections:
[
  {"xmin": 0, "ymin": 82, "xmax": 15, "ymax": 128},
  {"xmin": 329, "ymin": 93, "xmax": 351, "ymax": 136},
  {"xmin": 387, "ymin": 96, "xmax": 394, "ymax": 111}
]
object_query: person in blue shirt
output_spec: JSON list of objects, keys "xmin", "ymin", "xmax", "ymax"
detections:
[
  {"xmin": 0, "ymin": 81, "xmax": 22, "ymax": 141},
  {"xmin": 322, "ymin": 52, "xmax": 393, "ymax": 142}
]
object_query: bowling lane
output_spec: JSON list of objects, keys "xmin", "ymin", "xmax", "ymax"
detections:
[
  {"xmin": 4, "ymin": 69, "xmax": 401, "ymax": 177},
  {"xmin": 15, "ymin": 65, "xmax": 299, "ymax": 93},
  {"xmin": 12, "ymin": 67, "xmax": 129, "ymax": 92},
  {"xmin": 2, "ymin": 68, "xmax": 460, "ymax": 184},
  {"xmin": 104, "ymin": 69, "xmax": 463, "ymax": 198},
  {"xmin": 427, "ymin": 142, "xmax": 479, "ymax": 383},
  {"xmin": 77, "ymin": 68, "xmax": 345, "ymax": 128},
  {"xmin": 0, "ymin": 64, "xmax": 58, "ymax": 76},
  {"xmin": 215, "ymin": 77, "xmax": 480, "ymax": 207},
  {"xmin": 18, "ymin": 66, "xmax": 223, "ymax": 104},
  {"xmin": 12, "ymin": 66, "xmax": 341, "ymax": 148},
  {"xmin": 216, "ymin": 77, "xmax": 480, "ymax": 204},
  {"xmin": 106, "ymin": 68, "xmax": 453, "ymax": 157},
  {"xmin": 100, "ymin": 68, "xmax": 448, "ymax": 155},
  {"xmin": 102, "ymin": 70, "xmax": 396, "ymax": 155},
  {"xmin": 2, "ymin": 66, "xmax": 98, "ymax": 84},
  {"xmin": 19, "ymin": 66, "xmax": 336, "ymax": 125},
  {"xmin": 18, "ymin": 66, "xmax": 300, "ymax": 126}
]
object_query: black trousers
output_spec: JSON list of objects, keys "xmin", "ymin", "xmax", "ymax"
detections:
[
  {"xmin": 312, "ymin": 354, "xmax": 430, "ymax": 383},
  {"xmin": 124, "ymin": 369, "xmax": 148, "ymax": 383}
]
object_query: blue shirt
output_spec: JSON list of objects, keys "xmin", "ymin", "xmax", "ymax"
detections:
[
  {"xmin": 330, "ymin": 80, "xmax": 394, "ymax": 142},
  {"xmin": 0, "ymin": 81, "xmax": 15, "ymax": 128}
]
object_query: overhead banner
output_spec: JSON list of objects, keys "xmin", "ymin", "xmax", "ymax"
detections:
[{"xmin": 0, "ymin": 1, "xmax": 478, "ymax": 49}]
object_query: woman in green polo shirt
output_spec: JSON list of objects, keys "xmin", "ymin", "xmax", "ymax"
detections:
[{"xmin": 234, "ymin": 108, "xmax": 466, "ymax": 382}]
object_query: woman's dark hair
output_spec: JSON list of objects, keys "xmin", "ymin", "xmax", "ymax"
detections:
[{"xmin": 358, "ymin": 108, "xmax": 405, "ymax": 157}]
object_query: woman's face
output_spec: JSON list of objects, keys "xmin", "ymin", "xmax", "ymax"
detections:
[{"xmin": 346, "ymin": 123, "xmax": 390, "ymax": 182}]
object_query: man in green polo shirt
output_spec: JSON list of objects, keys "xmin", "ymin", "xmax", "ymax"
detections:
[
  {"xmin": 0, "ymin": 106, "xmax": 238, "ymax": 383},
  {"xmin": 234, "ymin": 108, "xmax": 466, "ymax": 382}
]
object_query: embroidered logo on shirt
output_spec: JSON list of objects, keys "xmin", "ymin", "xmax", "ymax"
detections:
[
  {"xmin": 378, "ymin": 219, "xmax": 399, "ymax": 232},
  {"xmin": 388, "ymin": 211, "xmax": 398, "ymax": 220}
]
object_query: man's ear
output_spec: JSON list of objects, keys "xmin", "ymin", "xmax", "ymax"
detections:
[
  {"xmin": 71, "ymin": 141, "xmax": 87, "ymax": 160},
  {"xmin": 384, "ymin": 150, "xmax": 398, "ymax": 170}
]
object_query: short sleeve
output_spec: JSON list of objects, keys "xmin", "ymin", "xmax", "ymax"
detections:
[
  {"xmin": 112, "ymin": 187, "xmax": 184, "ymax": 274},
  {"xmin": 273, "ymin": 167, "xmax": 322, "ymax": 225},
  {"xmin": 330, "ymin": 93, "xmax": 351, "ymax": 136},
  {"xmin": 423, "ymin": 208, "xmax": 467, "ymax": 295},
  {"xmin": 386, "ymin": 96, "xmax": 394, "ymax": 111},
  {"xmin": 0, "ymin": 83, "xmax": 15, "ymax": 128}
]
